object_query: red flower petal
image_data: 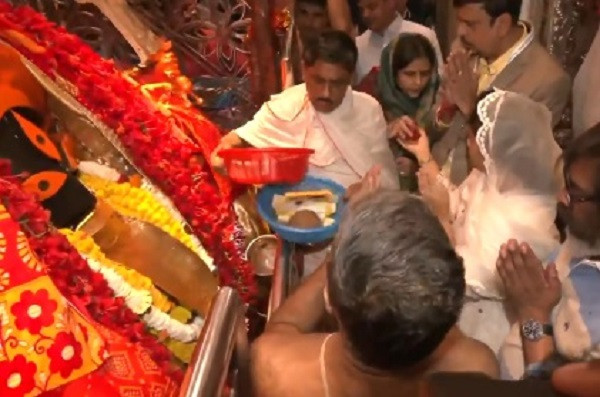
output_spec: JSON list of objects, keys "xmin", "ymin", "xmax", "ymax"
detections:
[
  {"xmin": 0, "ymin": 354, "xmax": 37, "ymax": 396},
  {"xmin": 10, "ymin": 289, "xmax": 58, "ymax": 335}
]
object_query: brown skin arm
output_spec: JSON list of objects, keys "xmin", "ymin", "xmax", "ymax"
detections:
[
  {"xmin": 496, "ymin": 242, "xmax": 561, "ymax": 368},
  {"xmin": 520, "ymin": 313, "xmax": 556, "ymax": 367},
  {"xmin": 210, "ymin": 131, "xmax": 251, "ymax": 173},
  {"xmin": 552, "ymin": 360, "xmax": 600, "ymax": 397},
  {"xmin": 265, "ymin": 263, "xmax": 328, "ymax": 334},
  {"xmin": 433, "ymin": 328, "xmax": 500, "ymax": 379},
  {"xmin": 250, "ymin": 336, "xmax": 290, "ymax": 397},
  {"xmin": 462, "ymin": 342, "xmax": 500, "ymax": 379}
]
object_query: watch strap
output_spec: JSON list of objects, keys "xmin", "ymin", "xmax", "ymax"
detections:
[{"xmin": 522, "ymin": 319, "xmax": 554, "ymax": 341}]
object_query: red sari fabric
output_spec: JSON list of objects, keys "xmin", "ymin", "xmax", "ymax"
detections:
[{"xmin": 43, "ymin": 326, "xmax": 179, "ymax": 397}]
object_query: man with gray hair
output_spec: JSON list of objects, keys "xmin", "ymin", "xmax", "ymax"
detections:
[{"xmin": 251, "ymin": 191, "xmax": 498, "ymax": 397}]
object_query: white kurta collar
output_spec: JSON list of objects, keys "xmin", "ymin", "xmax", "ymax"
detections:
[{"xmin": 369, "ymin": 14, "xmax": 403, "ymax": 42}]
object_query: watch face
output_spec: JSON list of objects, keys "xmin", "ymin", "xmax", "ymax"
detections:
[{"xmin": 522, "ymin": 319, "xmax": 544, "ymax": 341}]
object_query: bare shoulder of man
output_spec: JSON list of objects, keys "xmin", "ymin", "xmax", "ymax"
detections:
[
  {"xmin": 432, "ymin": 332, "xmax": 500, "ymax": 379},
  {"xmin": 452, "ymin": 337, "xmax": 500, "ymax": 379},
  {"xmin": 251, "ymin": 333, "xmax": 326, "ymax": 396},
  {"xmin": 251, "ymin": 335, "xmax": 288, "ymax": 397}
]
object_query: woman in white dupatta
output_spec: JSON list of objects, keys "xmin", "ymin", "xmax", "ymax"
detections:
[{"xmin": 396, "ymin": 89, "xmax": 562, "ymax": 355}]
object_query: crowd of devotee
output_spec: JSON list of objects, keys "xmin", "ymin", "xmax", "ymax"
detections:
[{"xmin": 209, "ymin": 0, "xmax": 600, "ymax": 395}]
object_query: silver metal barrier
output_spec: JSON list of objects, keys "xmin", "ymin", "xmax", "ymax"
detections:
[
  {"xmin": 267, "ymin": 240, "xmax": 298, "ymax": 320},
  {"xmin": 180, "ymin": 287, "xmax": 250, "ymax": 397}
]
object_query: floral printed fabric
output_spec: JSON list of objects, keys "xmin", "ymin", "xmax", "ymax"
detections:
[
  {"xmin": 79, "ymin": 325, "xmax": 179, "ymax": 397},
  {"xmin": 39, "ymin": 323, "xmax": 180, "ymax": 397},
  {"xmin": 0, "ymin": 204, "xmax": 106, "ymax": 396}
]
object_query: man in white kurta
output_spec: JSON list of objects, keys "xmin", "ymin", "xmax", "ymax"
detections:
[
  {"xmin": 211, "ymin": 30, "xmax": 398, "ymax": 274},
  {"xmin": 233, "ymin": 83, "xmax": 398, "ymax": 189},
  {"xmin": 354, "ymin": 0, "xmax": 443, "ymax": 84},
  {"xmin": 212, "ymin": 31, "xmax": 398, "ymax": 191}
]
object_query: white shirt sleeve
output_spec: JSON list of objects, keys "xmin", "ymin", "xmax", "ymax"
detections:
[
  {"xmin": 354, "ymin": 33, "xmax": 371, "ymax": 84},
  {"xmin": 369, "ymin": 107, "xmax": 399, "ymax": 189},
  {"xmin": 234, "ymin": 102, "xmax": 303, "ymax": 149},
  {"xmin": 234, "ymin": 103, "xmax": 271, "ymax": 148}
]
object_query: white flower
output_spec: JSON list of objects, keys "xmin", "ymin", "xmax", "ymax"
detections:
[
  {"xmin": 83, "ymin": 255, "xmax": 204, "ymax": 343},
  {"xmin": 143, "ymin": 308, "xmax": 204, "ymax": 343}
]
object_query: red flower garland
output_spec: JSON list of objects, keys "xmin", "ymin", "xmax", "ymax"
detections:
[
  {"xmin": 0, "ymin": 2, "xmax": 256, "ymax": 301},
  {"xmin": 0, "ymin": 173, "xmax": 183, "ymax": 383}
]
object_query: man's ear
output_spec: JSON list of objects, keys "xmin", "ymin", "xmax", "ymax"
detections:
[{"xmin": 493, "ymin": 13, "xmax": 514, "ymax": 37}]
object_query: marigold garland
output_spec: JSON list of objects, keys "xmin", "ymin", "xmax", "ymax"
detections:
[
  {"xmin": 61, "ymin": 229, "xmax": 173, "ymax": 313},
  {"xmin": 0, "ymin": 2, "xmax": 256, "ymax": 302},
  {"xmin": 0, "ymin": 173, "xmax": 184, "ymax": 384},
  {"xmin": 79, "ymin": 173, "xmax": 213, "ymax": 269},
  {"xmin": 65, "ymin": 229, "xmax": 203, "ymax": 344}
]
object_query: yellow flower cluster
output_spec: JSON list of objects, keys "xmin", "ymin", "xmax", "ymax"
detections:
[
  {"xmin": 153, "ymin": 306, "xmax": 198, "ymax": 364},
  {"xmin": 61, "ymin": 229, "xmax": 173, "ymax": 312},
  {"xmin": 79, "ymin": 173, "xmax": 200, "ymax": 255}
]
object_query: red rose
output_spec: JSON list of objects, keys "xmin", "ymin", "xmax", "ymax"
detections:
[
  {"xmin": 0, "ymin": 1, "xmax": 257, "ymax": 310},
  {"xmin": 0, "ymin": 355, "xmax": 37, "ymax": 396},
  {"xmin": 47, "ymin": 331, "xmax": 84, "ymax": 378},
  {"xmin": 10, "ymin": 289, "xmax": 58, "ymax": 335}
]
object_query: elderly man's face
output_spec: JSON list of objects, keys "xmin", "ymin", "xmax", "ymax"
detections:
[
  {"xmin": 303, "ymin": 60, "xmax": 352, "ymax": 113},
  {"xmin": 559, "ymin": 158, "xmax": 600, "ymax": 245}
]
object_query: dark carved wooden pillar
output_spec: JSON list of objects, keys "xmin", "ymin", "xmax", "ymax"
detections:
[{"xmin": 248, "ymin": 0, "xmax": 281, "ymax": 105}]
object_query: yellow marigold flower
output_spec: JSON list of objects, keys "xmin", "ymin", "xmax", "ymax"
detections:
[
  {"xmin": 79, "ymin": 174, "xmax": 204, "ymax": 258},
  {"xmin": 61, "ymin": 228, "xmax": 174, "ymax": 312}
]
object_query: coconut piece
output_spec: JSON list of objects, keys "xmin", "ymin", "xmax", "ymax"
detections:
[{"xmin": 287, "ymin": 210, "xmax": 323, "ymax": 229}]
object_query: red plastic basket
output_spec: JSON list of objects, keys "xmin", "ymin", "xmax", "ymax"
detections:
[{"xmin": 218, "ymin": 148, "xmax": 314, "ymax": 185}]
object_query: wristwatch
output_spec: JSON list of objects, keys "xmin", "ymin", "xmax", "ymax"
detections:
[{"xmin": 521, "ymin": 319, "xmax": 553, "ymax": 341}]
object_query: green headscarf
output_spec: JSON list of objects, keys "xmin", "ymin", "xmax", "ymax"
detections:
[{"xmin": 377, "ymin": 33, "xmax": 440, "ymax": 133}]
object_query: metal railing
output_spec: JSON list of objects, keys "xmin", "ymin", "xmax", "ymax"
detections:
[
  {"xmin": 180, "ymin": 237, "xmax": 299, "ymax": 396},
  {"xmin": 267, "ymin": 239, "xmax": 299, "ymax": 320},
  {"xmin": 180, "ymin": 287, "xmax": 250, "ymax": 397}
]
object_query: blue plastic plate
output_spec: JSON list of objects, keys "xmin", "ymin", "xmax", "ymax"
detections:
[{"xmin": 257, "ymin": 175, "xmax": 346, "ymax": 244}]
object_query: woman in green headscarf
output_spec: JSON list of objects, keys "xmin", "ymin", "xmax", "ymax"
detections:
[{"xmin": 377, "ymin": 33, "xmax": 443, "ymax": 181}]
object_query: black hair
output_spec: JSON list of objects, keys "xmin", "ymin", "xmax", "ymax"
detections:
[
  {"xmin": 391, "ymin": 34, "xmax": 437, "ymax": 78},
  {"xmin": 453, "ymin": 0, "xmax": 522, "ymax": 23},
  {"xmin": 563, "ymin": 122, "xmax": 600, "ymax": 198},
  {"xmin": 295, "ymin": 0, "xmax": 327, "ymax": 9},
  {"xmin": 302, "ymin": 30, "xmax": 358, "ymax": 74},
  {"xmin": 328, "ymin": 191, "xmax": 465, "ymax": 371}
]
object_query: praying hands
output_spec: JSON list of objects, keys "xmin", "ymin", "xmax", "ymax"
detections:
[
  {"xmin": 443, "ymin": 50, "xmax": 479, "ymax": 118},
  {"xmin": 497, "ymin": 240, "xmax": 562, "ymax": 368},
  {"xmin": 497, "ymin": 240, "xmax": 561, "ymax": 322}
]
